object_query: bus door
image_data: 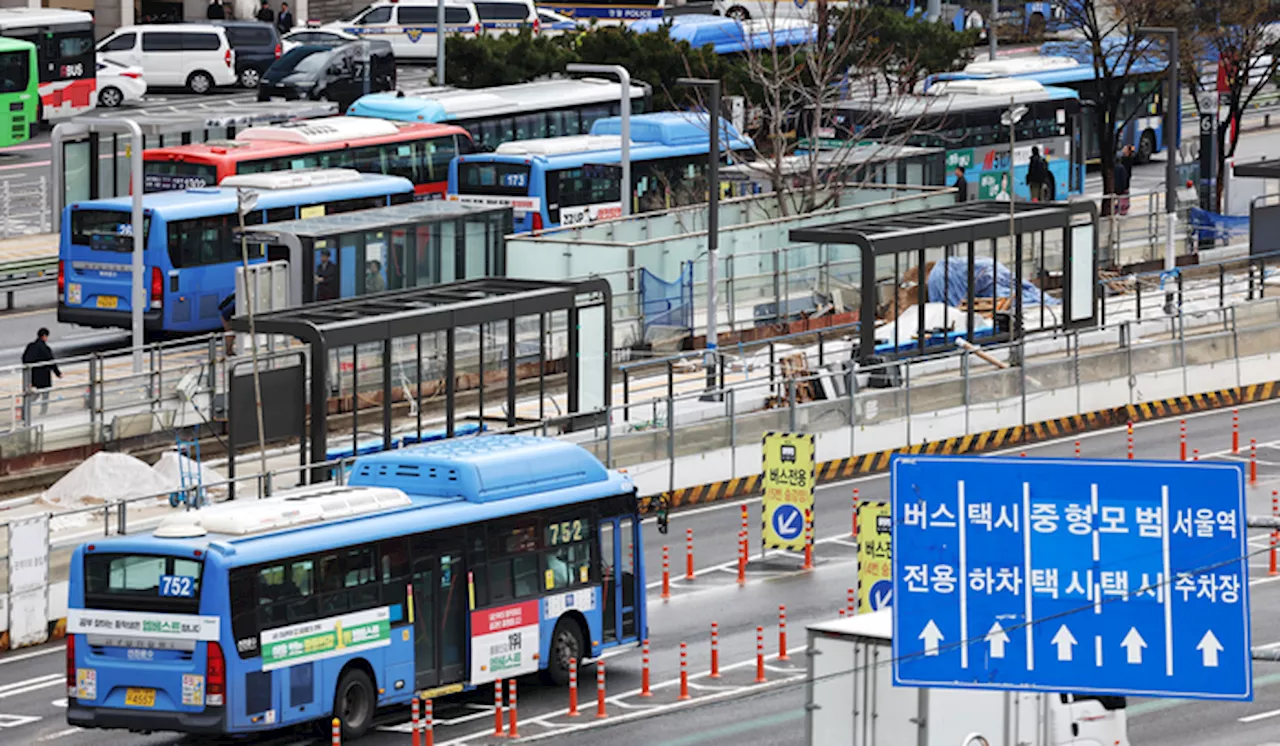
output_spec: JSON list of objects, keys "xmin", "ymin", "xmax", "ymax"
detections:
[
  {"xmin": 598, "ymin": 515, "xmax": 641, "ymax": 647},
  {"xmin": 410, "ymin": 542, "xmax": 468, "ymax": 690}
]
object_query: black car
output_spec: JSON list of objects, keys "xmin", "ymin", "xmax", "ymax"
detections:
[
  {"xmin": 258, "ymin": 40, "xmax": 395, "ymax": 112},
  {"xmin": 213, "ymin": 20, "xmax": 281, "ymax": 88}
]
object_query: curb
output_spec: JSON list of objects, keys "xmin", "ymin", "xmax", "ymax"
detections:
[{"xmin": 640, "ymin": 381, "xmax": 1279, "ymax": 513}]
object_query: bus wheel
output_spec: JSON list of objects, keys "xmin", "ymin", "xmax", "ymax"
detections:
[
  {"xmin": 334, "ymin": 668, "xmax": 375, "ymax": 740},
  {"xmin": 541, "ymin": 617, "xmax": 585, "ymax": 686},
  {"xmin": 1137, "ymin": 131, "xmax": 1156, "ymax": 165}
]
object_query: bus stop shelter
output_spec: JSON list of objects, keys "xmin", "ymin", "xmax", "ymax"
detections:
[
  {"xmin": 227, "ymin": 277, "xmax": 612, "ymax": 482},
  {"xmin": 788, "ymin": 200, "xmax": 1099, "ymax": 363}
]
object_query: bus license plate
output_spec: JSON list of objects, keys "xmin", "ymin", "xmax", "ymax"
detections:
[
  {"xmin": 124, "ymin": 688, "xmax": 155, "ymax": 707},
  {"xmin": 96, "ymin": 296, "xmax": 117, "ymax": 309}
]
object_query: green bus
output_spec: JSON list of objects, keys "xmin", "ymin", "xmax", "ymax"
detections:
[{"xmin": 0, "ymin": 36, "xmax": 37, "ymax": 146}]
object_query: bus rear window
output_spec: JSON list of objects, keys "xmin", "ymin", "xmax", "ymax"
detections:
[
  {"xmin": 69, "ymin": 210, "xmax": 151, "ymax": 251},
  {"xmin": 457, "ymin": 162, "xmax": 531, "ymax": 196},
  {"xmin": 84, "ymin": 553, "xmax": 203, "ymax": 613},
  {"xmin": 143, "ymin": 161, "xmax": 218, "ymax": 192},
  {"xmin": 0, "ymin": 50, "xmax": 30, "ymax": 94}
]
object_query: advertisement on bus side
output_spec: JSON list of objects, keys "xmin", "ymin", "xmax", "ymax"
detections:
[
  {"xmin": 469, "ymin": 600, "xmax": 540, "ymax": 685},
  {"xmin": 260, "ymin": 606, "xmax": 392, "ymax": 671}
]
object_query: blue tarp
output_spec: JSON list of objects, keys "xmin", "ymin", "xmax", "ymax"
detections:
[
  {"xmin": 926, "ymin": 257, "xmax": 1060, "ymax": 307},
  {"xmin": 1188, "ymin": 207, "xmax": 1249, "ymax": 243},
  {"xmin": 630, "ymin": 15, "xmax": 816, "ymax": 54}
]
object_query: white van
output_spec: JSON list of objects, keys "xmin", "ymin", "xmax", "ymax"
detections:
[
  {"xmin": 713, "ymin": 0, "xmax": 852, "ymax": 22},
  {"xmin": 325, "ymin": 0, "xmax": 482, "ymax": 60},
  {"xmin": 96, "ymin": 24, "xmax": 237, "ymax": 94}
]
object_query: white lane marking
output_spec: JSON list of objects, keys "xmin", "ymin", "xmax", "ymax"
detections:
[
  {"xmin": 0, "ymin": 676, "xmax": 62, "ymax": 699},
  {"xmin": 0, "ymin": 646, "xmax": 63, "ymax": 666},
  {"xmin": 0, "ymin": 674, "xmax": 60, "ymax": 695},
  {"xmin": 39, "ymin": 727, "xmax": 79, "ymax": 741},
  {"xmin": 1239, "ymin": 707, "xmax": 1280, "ymax": 723}
]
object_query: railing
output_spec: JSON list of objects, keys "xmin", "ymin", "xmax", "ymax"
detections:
[{"xmin": 0, "ymin": 176, "xmax": 50, "ymax": 240}]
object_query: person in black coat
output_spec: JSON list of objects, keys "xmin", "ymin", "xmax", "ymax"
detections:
[
  {"xmin": 21, "ymin": 327, "xmax": 61, "ymax": 415},
  {"xmin": 315, "ymin": 249, "xmax": 339, "ymax": 301},
  {"xmin": 277, "ymin": 2, "xmax": 294, "ymax": 33},
  {"xmin": 952, "ymin": 166, "xmax": 968, "ymax": 203},
  {"xmin": 206, "ymin": 0, "xmax": 225, "ymax": 19},
  {"xmin": 256, "ymin": 0, "xmax": 275, "ymax": 23}
]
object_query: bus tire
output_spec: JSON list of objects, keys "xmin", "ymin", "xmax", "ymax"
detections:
[
  {"xmin": 186, "ymin": 71, "xmax": 215, "ymax": 95},
  {"xmin": 725, "ymin": 5, "xmax": 749, "ymax": 20},
  {"xmin": 1137, "ymin": 131, "xmax": 1156, "ymax": 165},
  {"xmin": 333, "ymin": 667, "xmax": 376, "ymax": 740},
  {"xmin": 541, "ymin": 616, "xmax": 586, "ymax": 686}
]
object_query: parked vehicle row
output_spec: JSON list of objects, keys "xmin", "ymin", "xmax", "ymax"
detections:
[{"xmin": 96, "ymin": 19, "xmax": 282, "ymax": 93}]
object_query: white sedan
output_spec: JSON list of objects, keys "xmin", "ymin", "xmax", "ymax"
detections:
[
  {"xmin": 96, "ymin": 59, "xmax": 146, "ymax": 108},
  {"xmin": 280, "ymin": 27, "xmax": 360, "ymax": 53}
]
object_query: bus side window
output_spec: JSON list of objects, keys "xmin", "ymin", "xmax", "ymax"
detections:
[
  {"xmin": 230, "ymin": 569, "xmax": 259, "ymax": 658},
  {"xmin": 346, "ymin": 546, "xmax": 379, "ymax": 607},
  {"xmin": 379, "ymin": 538, "xmax": 409, "ymax": 621},
  {"xmin": 318, "ymin": 552, "xmax": 347, "ymax": 615},
  {"xmin": 286, "ymin": 558, "xmax": 316, "ymax": 622},
  {"xmin": 427, "ymin": 136, "xmax": 457, "ymax": 184}
]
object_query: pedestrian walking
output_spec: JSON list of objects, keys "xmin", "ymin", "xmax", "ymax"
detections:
[
  {"xmin": 256, "ymin": 0, "xmax": 275, "ymax": 23},
  {"xmin": 276, "ymin": 1, "xmax": 294, "ymax": 33},
  {"xmin": 952, "ymin": 165, "xmax": 968, "ymax": 203},
  {"xmin": 1026, "ymin": 146, "xmax": 1050, "ymax": 201},
  {"xmin": 1113, "ymin": 153, "xmax": 1131, "ymax": 216},
  {"xmin": 21, "ymin": 327, "xmax": 61, "ymax": 416}
]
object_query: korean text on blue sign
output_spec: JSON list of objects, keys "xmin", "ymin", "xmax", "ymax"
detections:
[{"xmin": 891, "ymin": 456, "xmax": 1251, "ymax": 701}]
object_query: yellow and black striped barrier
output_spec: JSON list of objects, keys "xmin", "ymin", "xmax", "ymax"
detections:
[{"xmin": 640, "ymin": 380, "xmax": 1280, "ymax": 513}]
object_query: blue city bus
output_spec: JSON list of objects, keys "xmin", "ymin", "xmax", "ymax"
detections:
[
  {"xmin": 448, "ymin": 111, "xmax": 754, "ymax": 232},
  {"xmin": 65, "ymin": 435, "xmax": 645, "ymax": 740},
  {"xmin": 807, "ymin": 79, "xmax": 1085, "ymax": 201},
  {"xmin": 925, "ymin": 47, "xmax": 1176, "ymax": 165},
  {"xmin": 57, "ymin": 169, "xmax": 414, "ymax": 335}
]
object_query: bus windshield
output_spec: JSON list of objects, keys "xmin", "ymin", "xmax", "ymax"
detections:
[
  {"xmin": 0, "ymin": 48, "xmax": 29, "ymax": 93},
  {"xmin": 84, "ymin": 552, "xmax": 203, "ymax": 613},
  {"xmin": 69, "ymin": 209, "xmax": 152, "ymax": 251},
  {"xmin": 143, "ymin": 160, "xmax": 218, "ymax": 192}
]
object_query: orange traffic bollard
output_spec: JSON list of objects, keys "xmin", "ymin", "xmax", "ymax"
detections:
[
  {"xmin": 1127, "ymin": 420, "xmax": 1134, "ymax": 460},
  {"xmin": 493, "ymin": 679, "xmax": 504, "ymax": 737},
  {"xmin": 755, "ymin": 626, "xmax": 766, "ymax": 683},
  {"xmin": 686, "ymin": 527, "xmax": 695, "ymax": 581},
  {"xmin": 847, "ymin": 587, "xmax": 854, "ymax": 614},
  {"xmin": 679, "ymin": 642, "xmax": 690, "ymax": 700},
  {"xmin": 332, "ymin": 717, "xmax": 341, "ymax": 746},
  {"xmin": 1271, "ymin": 490, "xmax": 1278, "ymax": 577},
  {"xmin": 802, "ymin": 513, "xmax": 814, "ymax": 570},
  {"xmin": 1193, "ymin": 449, "xmax": 1199, "ymax": 461},
  {"xmin": 741, "ymin": 503, "xmax": 748, "ymax": 537},
  {"xmin": 1074, "ymin": 440, "xmax": 1080, "ymax": 458},
  {"xmin": 852, "ymin": 488, "xmax": 860, "ymax": 538},
  {"xmin": 1252, "ymin": 439, "xmax": 1259, "ymax": 484},
  {"xmin": 661, "ymin": 545, "xmax": 670, "ymax": 601},
  {"xmin": 596, "ymin": 660, "xmax": 607, "ymax": 718},
  {"xmin": 423, "ymin": 699, "xmax": 434, "ymax": 746},
  {"xmin": 1234, "ymin": 409, "xmax": 1240, "ymax": 453},
  {"xmin": 737, "ymin": 531, "xmax": 746, "ymax": 586},
  {"xmin": 839, "ymin": 608, "xmax": 847, "ymax": 618},
  {"xmin": 779, "ymin": 605, "xmax": 789, "ymax": 661},
  {"xmin": 1180, "ymin": 419, "xmax": 1186, "ymax": 461},
  {"xmin": 640, "ymin": 638, "xmax": 652, "ymax": 697},
  {"xmin": 508, "ymin": 680, "xmax": 519, "ymax": 738},
  {"xmin": 710, "ymin": 622, "xmax": 721, "ymax": 678},
  {"xmin": 1020, "ymin": 451, "xmax": 1026, "ymax": 458},
  {"xmin": 412, "ymin": 697, "xmax": 421, "ymax": 746},
  {"xmin": 567, "ymin": 658, "xmax": 580, "ymax": 716}
]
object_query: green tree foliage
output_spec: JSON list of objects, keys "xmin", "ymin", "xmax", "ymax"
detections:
[
  {"xmin": 856, "ymin": 7, "xmax": 980, "ymax": 93},
  {"xmin": 444, "ymin": 29, "xmax": 576, "ymax": 88}
]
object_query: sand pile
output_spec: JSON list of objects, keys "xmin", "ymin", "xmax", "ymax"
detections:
[{"xmin": 40, "ymin": 452, "xmax": 171, "ymax": 509}]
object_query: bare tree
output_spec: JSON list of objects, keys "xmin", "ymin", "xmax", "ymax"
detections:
[
  {"xmin": 1175, "ymin": 0, "xmax": 1280, "ymax": 212},
  {"xmin": 1061, "ymin": 0, "xmax": 1173, "ymax": 212}
]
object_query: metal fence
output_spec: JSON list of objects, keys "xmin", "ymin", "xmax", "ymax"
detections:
[{"xmin": 0, "ymin": 176, "xmax": 51, "ymax": 240}]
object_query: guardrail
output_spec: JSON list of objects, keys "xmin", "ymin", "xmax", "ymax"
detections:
[
  {"xmin": 0, "ymin": 258, "xmax": 56, "ymax": 310},
  {"xmin": 0, "ymin": 176, "xmax": 50, "ymax": 241}
]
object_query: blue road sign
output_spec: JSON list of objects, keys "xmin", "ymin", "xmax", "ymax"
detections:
[
  {"xmin": 772, "ymin": 503, "xmax": 804, "ymax": 542},
  {"xmin": 891, "ymin": 455, "xmax": 1251, "ymax": 701},
  {"xmin": 870, "ymin": 579, "xmax": 893, "ymax": 611}
]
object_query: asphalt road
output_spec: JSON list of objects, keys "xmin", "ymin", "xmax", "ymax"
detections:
[{"xmin": 0, "ymin": 399, "xmax": 1278, "ymax": 744}]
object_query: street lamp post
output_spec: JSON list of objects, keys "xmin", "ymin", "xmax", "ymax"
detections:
[
  {"xmin": 676, "ymin": 77, "xmax": 722, "ymax": 396},
  {"xmin": 1137, "ymin": 26, "xmax": 1179, "ymax": 314},
  {"xmin": 1002, "ymin": 100, "xmax": 1028, "ymax": 350},
  {"xmin": 566, "ymin": 64, "xmax": 632, "ymax": 217},
  {"xmin": 436, "ymin": 0, "xmax": 446, "ymax": 84}
]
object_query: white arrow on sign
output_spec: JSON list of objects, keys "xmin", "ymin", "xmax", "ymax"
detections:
[
  {"xmin": 1051, "ymin": 625, "xmax": 1077, "ymax": 661},
  {"xmin": 920, "ymin": 620, "xmax": 943, "ymax": 656},
  {"xmin": 872, "ymin": 586, "xmax": 892, "ymax": 610},
  {"xmin": 775, "ymin": 508, "xmax": 799, "ymax": 537},
  {"xmin": 986, "ymin": 621, "xmax": 1010, "ymax": 659},
  {"xmin": 1197, "ymin": 630, "xmax": 1223, "ymax": 668},
  {"xmin": 1121, "ymin": 628, "xmax": 1147, "ymax": 665}
]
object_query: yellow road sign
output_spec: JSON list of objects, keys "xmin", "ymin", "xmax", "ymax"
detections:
[
  {"xmin": 761, "ymin": 432, "xmax": 815, "ymax": 551},
  {"xmin": 856, "ymin": 501, "xmax": 893, "ymax": 613}
]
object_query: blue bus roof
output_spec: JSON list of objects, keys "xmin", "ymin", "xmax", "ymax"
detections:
[
  {"xmin": 629, "ymin": 14, "xmax": 816, "ymax": 54},
  {"xmin": 66, "ymin": 173, "xmax": 414, "ymax": 222},
  {"xmin": 80, "ymin": 436, "xmax": 633, "ymax": 569}
]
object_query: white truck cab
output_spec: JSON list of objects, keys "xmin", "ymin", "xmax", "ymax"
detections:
[{"xmin": 805, "ymin": 611, "xmax": 1130, "ymax": 746}]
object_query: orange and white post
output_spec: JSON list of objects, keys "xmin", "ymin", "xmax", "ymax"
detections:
[
  {"xmin": 710, "ymin": 622, "xmax": 720, "ymax": 679},
  {"xmin": 686, "ymin": 527, "xmax": 695, "ymax": 581},
  {"xmin": 755, "ymin": 626, "xmax": 766, "ymax": 683},
  {"xmin": 802, "ymin": 512, "xmax": 814, "ymax": 570},
  {"xmin": 661, "ymin": 545, "xmax": 670, "ymax": 601},
  {"xmin": 1074, "ymin": 440, "xmax": 1080, "ymax": 458},
  {"xmin": 1234, "ymin": 409, "xmax": 1240, "ymax": 453},
  {"xmin": 567, "ymin": 657, "xmax": 580, "ymax": 716},
  {"xmin": 1127, "ymin": 420, "xmax": 1134, "ymax": 459},
  {"xmin": 678, "ymin": 642, "xmax": 690, "ymax": 700},
  {"xmin": 1180, "ymin": 419, "xmax": 1187, "ymax": 461},
  {"xmin": 1252, "ymin": 439, "xmax": 1259, "ymax": 484},
  {"xmin": 423, "ymin": 699, "xmax": 434, "ymax": 746},
  {"xmin": 492, "ymin": 679, "xmax": 504, "ymax": 737},
  {"xmin": 852, "ymin": 488, "xmax": 860, "ymax": 538},
  {"xmin": 1272, "ymin": 491, "xmax": 1278, "ymax": 577},
  {"xmin": 779, "ymin": 605, "xmax": 789, "ymax": 661},
  {"xmin": 640, "ymin": 639, "xmax": 652, "ymax": 697},
  {"xmin": 595, "ymin": 660, "xmax": 608, "ymax": 718},
  {"xmin": 411, "ymin": 696, "xmax": 421, "ymax": 746},
  {"xmin": 507, "ymin": 680, "xmax": 519, "ymax": 738},
  {"xmin": 331, "ymin": 718, "xmax": 341, "ymax": 746}
]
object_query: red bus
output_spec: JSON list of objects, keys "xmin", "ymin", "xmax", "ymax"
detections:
[{"xmin": 142, "ymin": 116, "xmax": 471, "ymax": 198}]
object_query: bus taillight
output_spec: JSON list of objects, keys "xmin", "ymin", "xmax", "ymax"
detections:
[
  {"xmin": 206, "ymin": 641, "xmax": 225, "ymax": 706},
  {"xmin": 57, "ymin": 260, "xmax": 64, "ymax": 303},
  {"xmin": 150, "ymin": 266, "xmax": 163, "ymax": 310},
  {"xmin": 66, "ymin": 634, "xmax": 76, "ymax": 698},
  {"xmin": 532, "ymin": 212, "xmax": 543, "ymax": 232}
]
